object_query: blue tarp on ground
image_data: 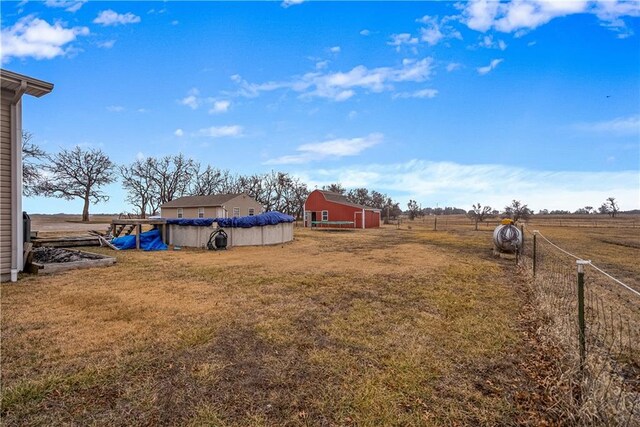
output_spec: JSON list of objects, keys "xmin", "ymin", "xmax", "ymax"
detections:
[
  {"xmin": 166, "ymin": 211, "xmax": 295, "ymax": 228},
  {"xmin": 111, "ymin": 228, "xmax": 168, "ymax": 251}
]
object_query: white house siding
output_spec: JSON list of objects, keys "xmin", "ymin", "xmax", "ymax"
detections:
[
  {"xmin": 225, "ymin": 194, "xmax": 264, "ymax": 217},
  {"xmin": 161, "ymin": 206, "xmax": 225, "ymax": 219}
]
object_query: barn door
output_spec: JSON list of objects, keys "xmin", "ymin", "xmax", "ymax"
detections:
[{"xmin": 354, "ymin": 211, "xmax": 363, "ymax": 228}]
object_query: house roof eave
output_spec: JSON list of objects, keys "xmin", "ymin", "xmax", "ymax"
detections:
[{"xmin": 1, "ymin": 69, "xmax": 54, "ymax": 98}]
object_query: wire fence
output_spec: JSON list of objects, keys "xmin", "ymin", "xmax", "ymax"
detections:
[{"xmin": 518, "ymin": 228, "xmax": 640, "ymax": 425}]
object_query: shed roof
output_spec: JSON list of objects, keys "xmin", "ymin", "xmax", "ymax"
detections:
[
  {"xmin": 1, "ymin": 69, "xmax": 54, "ymax": 98},
  {"xmin": 161, "ymin": 194, "xmax": 244, "ymax": 208},
  {"xmin": 318, "ymin": 190, "xmax": 380, "ymax": 211}
]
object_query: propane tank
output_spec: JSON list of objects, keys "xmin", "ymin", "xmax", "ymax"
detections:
[{"xmin": 493, "ymin": 219, "xmax": 522, "ymax": 253}]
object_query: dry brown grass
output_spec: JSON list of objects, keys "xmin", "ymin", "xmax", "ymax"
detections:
[{"xmin": 1, "ymin": 220, "xmax": 573, "ymax": 425}]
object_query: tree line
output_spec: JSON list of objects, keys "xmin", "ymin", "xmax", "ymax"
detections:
[
  {"xmin": 22, "ymin": 133, "xmax": 625, "ymax": 223},
  {"xmin": 22, "ymin": 135, "xmax": 400, "ymax": 222}
]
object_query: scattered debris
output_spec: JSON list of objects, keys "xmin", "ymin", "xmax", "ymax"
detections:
[
  {"xmin": 27, "ymin": 248, "xmax": 116, "ymax": 275},
  {"xmin": 33, "ymin": 247, "xmax": 105, "ymax": 263}
]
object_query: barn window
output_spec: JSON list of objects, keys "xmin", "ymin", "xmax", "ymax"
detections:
[
  {"xmin": 177, "ymin": 208, "xmax": 183, "ymax": 219},
  {"xmin": 248, "ymin": 208, "xmax": 255, "ymax": 216},
  {"xmin": 322, "ymin": 210, "xmax": 328, "ymax": 221},
  {"xmin": 198, "ymin": 207, "xmax": 204, "ymax": 218},
  {"xmin": 233, "ymin": 207, "xmax": 240, "ymax": 217}
]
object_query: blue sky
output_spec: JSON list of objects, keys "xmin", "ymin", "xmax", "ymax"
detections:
[{"xmin": 2, "ymin": 0, "xmax": 639, "ymax": 214}]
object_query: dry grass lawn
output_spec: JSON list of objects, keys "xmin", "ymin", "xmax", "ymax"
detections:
[{"xmin": 2, "ymin": 221, "xmax": 568, "ymax": 425}]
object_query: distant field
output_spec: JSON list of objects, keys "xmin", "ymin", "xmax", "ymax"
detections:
[{"xmin": 3, "ymin": 215, "xmax": 638, "ymax": 425}]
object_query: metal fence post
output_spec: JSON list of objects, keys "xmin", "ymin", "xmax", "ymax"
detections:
[
  {"xmin": 434, "ymin": 216, "xmax": 437, "ymax": 231},
  {"xmin": 577, "ymin": 260, "xmax": 589, "ymax": 371},
  {"xmin": 532, "ymin": 230, "xmax": 538, "ymax": 278}
]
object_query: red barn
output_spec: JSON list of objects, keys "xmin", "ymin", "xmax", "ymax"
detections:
[{"xmin": 304, "ymin": 190, "xmax": 381, "ymax": 229}]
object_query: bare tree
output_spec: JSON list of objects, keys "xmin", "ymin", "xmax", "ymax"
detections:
[
  {"xmin": 347, "ymin": 188, "xmax": 371, "ymax": 206},
  {"xmin": 289, "ymin": 178, "xmax": 309, "ymax": 219},
  {"xmin": 240, "ymin": 171, "xmax": 308, "ymax": 217},
  {"xmin": 599, "ymin": 197, "xmax": 619, "ymax": 217},
  {"xmin": 468, "ymin": 203, "xmax": 492, "ymax": 230},
  {"xmin": 407, "ymin": 199, "xmax": 421, "ymax": 220},
  {"xmin": 503, "ymin": 200, "xmax": 532, "ymax": 223},
  {"xmin": 147, "ymin": 154, "xmax": 197, "ymax": 204},
  {"xmin": 574, "ymin": 206, "xmax": 595, "ymax": 215},
  {"xmin": 322, "ymin": 183, "xmax": 345, "ymax": 194},
  {"xmin": 191, "ymin": 164, "xmax": 229, "ymax": 196},
  {"xmin": 37, "ymin": 147, "xmax": 116, "ymax": 221},
  {"xmin": 22, "ymin": 130, "xmax": 47, "ymax": 197},
  {"xmin": 120, "ymin": 158, "xmax": 159, "ymax": 218}
]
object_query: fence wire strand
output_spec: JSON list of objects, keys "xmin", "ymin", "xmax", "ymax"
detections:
[{"xmin": 519, "ymin": 228, "xmax": 639, "ymax": 425}]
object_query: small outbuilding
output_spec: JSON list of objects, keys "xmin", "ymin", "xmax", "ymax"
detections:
[
  {"xmin": 304, "ymin": 189, "xmax": 381, "ymax": 229},
  {"xmin": 160, "ymin": 192, "xmax": 263, "ymax": 219},
  {"xmin": 1, "ymin": 69, "xmax": 54, "ymax": 282}
]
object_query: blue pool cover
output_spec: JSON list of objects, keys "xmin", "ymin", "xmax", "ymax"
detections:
[{"xmin": 166, "ymin": 211, "xmax": 295, "ymax": 228}]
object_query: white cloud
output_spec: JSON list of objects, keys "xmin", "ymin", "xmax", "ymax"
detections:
[
  {"xmin": 230, "ymin": 58, "xmax": 434, "ymax": 102},
  {"xmin": 348, "ymin": 110, "xmax": 358, "ymax": 120},
  {"xmin": 298, "ymin": 159, "xmax": 640, "ymax": 211},
  {"xmin": 180, "ymin": 96, "xmax": 199, "ymax": 109},
  {"xmin": 360, "ymin": 29, "xmax": 371, "ymax": 36},
  {"xmin": 179, "ymin": 88, "xmax": 200, "ymax": 109},
  {"xmin": 388, "ymin": 33, "xmax": 419, "ymax": 48},
  {"xmin": 461, "ymin": 0, "xmax": 638, "ymax": 36},
  {"xmin": 174, "ymin": 129, "xmax": 184, "ymax": 137},
  {"xmin": 93, "ymin": 10, "xmax": 141, "ymax": 26},
  {"xmin": 44, "ymin": 0, "xmax": 87, "ymax": 13},
  {"xmin": 418, "ymin": 15, "xmax": 463, "ymax": 46},
  {"xmin": 195, "ymin": 125, "xmax": 244, "ymax": 138},
  {"xmin": 446, "ymin": 62, "xmax": 462, "ymax": 72},
  {"xmin": 392, "ymin": 88, "xmax": 438, "ymax": 99},
  {"xmin": 477, "ymin": 58, "xmax": 503, "ymax": 75},
  {"xmin": 228, "ymin": 74, "xmax": 289, "ymax": 98},
  {"xmin": 97, "ymin": 39, "xmax": 116, "ymax": 49},
  {"xmin": 0, "ymin": 16, "xmax": 89, "ymax": 62},
  {"xmin": 308, "ymin": 58, "xmax": 434, "ymax": 100},
  {"xmin": 281, "ymin": 0, "xmax": 304, "ymax": 8},
  {"xmin": 478, "ymin": 34, "xmax": 507, "ymax": 50},
  {"xmin": 265, "ymin": 133, "xmax": 383, "ymax": 165},
  {"xmin": 209, "ymin": 100, "xmax": 231, "ymax": 114},
  {"xmin": 171, "ymin": 20, "xmax": 179, "ymax": 26},
  {"xmin": 106, "ymin": 105, "xmax": 124, "ymax": 112},
  {"xmin": 574, "ymin": 115, "xmax": 640, "ymax": 136},
  {"xmin": 330, "ymin": 46, "xmax": 341, "ymax": 53},
  {"xmin": 463, "ymin": 0, "xmax": 501, "ymax": 32},
  {"xmin": 316, "ymin": 60, "xmax": 329, "ymax": 70}
]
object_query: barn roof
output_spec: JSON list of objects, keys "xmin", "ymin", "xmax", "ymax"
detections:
[
  {"xmin": 318, "ymin": 190, "xmax": 380, "ymax": 211},
  {"xmin": 160, "ymin": 193, "xmax": 244, "ymax": 208}
]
